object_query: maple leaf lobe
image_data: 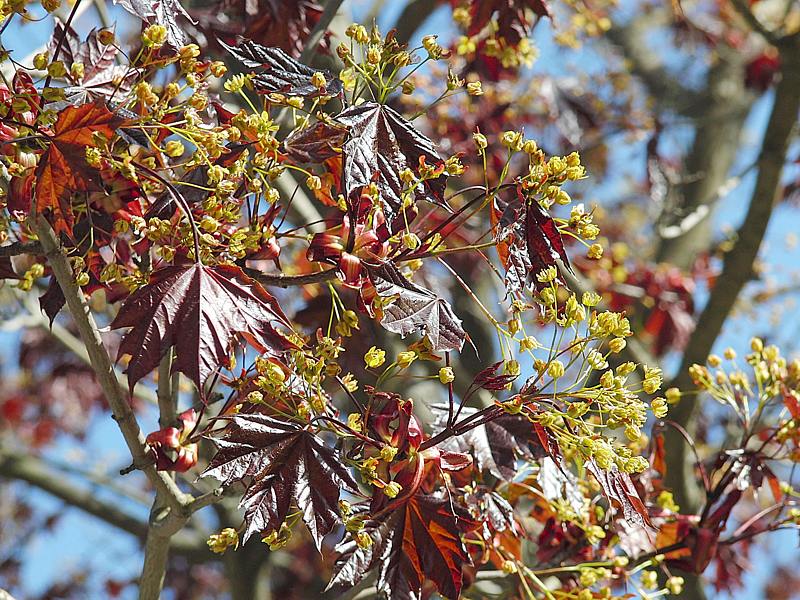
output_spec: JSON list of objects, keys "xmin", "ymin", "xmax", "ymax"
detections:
[{"xmin": 110, "ymin": 264, "xmax": 293, "ymax": 392}]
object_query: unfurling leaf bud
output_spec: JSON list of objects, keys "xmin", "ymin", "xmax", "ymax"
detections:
[{"xmin": 98, "ymin": 29, "xmax": 115, "ymax": 45}]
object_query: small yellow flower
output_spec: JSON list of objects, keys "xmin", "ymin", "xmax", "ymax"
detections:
[
  {"xmin": 383, "ymin": 481, "xmax": 402, "ymax": 498},
  {"xmin": 164, "ymin": 140, "xmax": 185, "ymax": 158},
  {"xmin": 365, "ymin": 346, "xmax": 386, "ymax": 369},
  {"xmin": 33, "ymin": 52, "xmax": 49, "ymax": 70},
  {"xmin": 207, "ymin": 528, "xmax": 239, "ymax": 554},
  {"xmin": 396, "ymin": 351, "xmax": 417, "ymax": 368},
  {"xmin": 547, "ymin": 360, "xmax": 565, "ymax": 379},
  {"xmin": 311, "ymin": 71, "xmax": 327, "ymax": 89},
  {"xmin": 438, "ymin": 367, "xmax": 455, "ymax": 384},
  {"xmin": 588, "ymin": 243, "xmax": 604, "ymax": 259},
  {"xmin": 466, "ymin": 81, "xmax": 483, "ymax": 96},
  {"xmin": 142, "ymin": 24, "xmax": 167, "ymax": 48},
  {"xmin": 380, "ymin": 445, "xmax": 398, "ymax": 462}
]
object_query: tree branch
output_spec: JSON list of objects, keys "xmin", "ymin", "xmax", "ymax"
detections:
[
  {"xmin": 243, "ymin": 266, "xmax": 337, "ymax": 289},
  {"xmin": 0, "ymin": 447, "xmax": 207, "ymax": 558},
  {"xmin": 0, "ymin": 240, "xmax": 42, "ymax": 257},
  {"xmin": 730, "ymin": 0, "xmax": 782, "ymax": 44},
  {"xmin": 605, "ymin": 10, "xmax": 699, "ymax": 113},
  {"xmin": 393, "ymin": 0, "xmax": 438, "ymax": 45},
  {"xmin": 29, "ymin": 216, "xmax": 190, "ymax": 510},
  {"xmin": 300, "ymin": 0, "xmax": 345, "ymax": 62},
  {"xmin": 665, "ymin": 35, "xmax": 800, "ymax": 502}
]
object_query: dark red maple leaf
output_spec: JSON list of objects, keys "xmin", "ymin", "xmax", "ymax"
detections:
[
  {"xmin": 328, "ymin": 494, "xmax": 476, "ymax": 599},
  {"xmin": 370, "ymin": 263, "xmax": 465, "ymax": 352},
  {"xmin": 524, "ymin": 191, "xmax": 573, "ymax": 280},
  {"xmin": 110, "ymin": 263, "xmax": 294, "ymax": 392},
  {"xmin": 336, "ymin": 102, "xmax": 449, "ymax": 224},
  {"xmin": 202, "ymin": 413, "xmax": 359, "ymax": 547},
  {"xmin": 464, "ymin": 0, "xmax": 551, "ymax": 40},
  {"xmin": 39, "ymin": 276, "xmax": 66, "ymax": 325},
  {"xmin": 49, "ymin": 21, "xmax": 138, "ymax": 104},
  {"xmin": 114, "ymin": 0, "xmax": 194, "ymax": 49},
  {"xmin": 283, "ymin": 120, "xmax": 347, "ymax": 163},
  {"xmin": 34, "ymin": 102, "xmax": 125, "ymax": 234},
  {"xmin": 433, "ymin": 405, "xmax": 555, "ymax": 480},
  {"xmin": 586, "ymin": 460, "xmax": 652, "ymax": 529},
  {"xmin": 492, "ymin": 186, "xmax": 571, "ymax": 293},
  {"xmin": 191, "ymin": 0, "xmax": 324, "ymax": 58},
  {"xmin": 221, "ymin": 38, "xmax": 342, "ymax": 97}
]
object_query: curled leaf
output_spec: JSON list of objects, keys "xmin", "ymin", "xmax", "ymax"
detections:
[{"xmin": 221, "ymin": 38, "xmax": 342, "ymax": 97}]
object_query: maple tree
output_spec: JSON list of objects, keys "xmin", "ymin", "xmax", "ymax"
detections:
[{"xmin": 0, "ymin": 1, "xmax": 799, "ymax": 600}]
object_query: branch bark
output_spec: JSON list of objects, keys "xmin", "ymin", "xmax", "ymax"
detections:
[
  {"xmin": 0, "ymin": 241, "xmax": 42, "ymax": 257},
  {"xmin": 30, "ymin": 216, "xmax": 189, "ymax": 510},
  {"xmin": 660, "ymin": 33, "xmax": 800, "ymax": 600},
  {"xmin": 606, "ymin": 10, "xmax": 700, "ymax": 114},
  {"xmin": 666, "ymin": 32, "xmax": 800, "ymax": 502},
  {"xmin": 0, "ymin": 447, "xmax": 207, "ymax": 559}
]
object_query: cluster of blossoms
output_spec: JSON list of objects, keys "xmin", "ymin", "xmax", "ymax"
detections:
[{"xmin": 5, "ymin": 5, "xmax": 790, "ymax": 598}]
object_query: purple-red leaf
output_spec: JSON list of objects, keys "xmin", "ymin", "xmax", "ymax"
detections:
[
  {"xmin": 372, "ymin": 263, "xmax": 465, "ymax": 352},
  {"xmin": 284, "ymin": 120, "xmax": 347, "ymax": 163},
  {"xmin": 39, "ymin": 276, "xmax": 66, "ymax": 326},
  {"xmin": 221, "ymin": 38, "xmax": 342, "ymax": 97},
  {"xmin": 586, "ymin": 460, "xmax": 653, "ymax": 529},
  {"xmin": 471, "ymin": 360, "xmax": 519, "ymax": 390},
  {"xmin": 524, "ymin": 191, "xmax": 572, "ymax": 280},
  {"xmin": 328, "ymin": 494, "xmax": 474, "ymax": 599},
  {"xmin": 202, "ymin": 414, "xmax": 359, "ymax": 548},
  {"xmin": 113, "ymin": 0, "xmax": 194, "ymax": 49},
  {"xmin": 433, "ymin": 405, "xmax": 553, "ymax": 480},
  {"xmin": 337, "ymin": 102, "xmax": 448, "ymax": 224},
  {"xmin": 110, "ymin": 263, "xmax": 293, "ymax": 392},
  {"xmin": 492, "ymin": 187, "xmax": 571, "ymax": 293},
  {"xmin": 191, "ymin": 0, "xmax": 324, "ymax": 58},
  {"xmin": 50, "ymin": 21, "xmax": 136, "ymax": 104}
]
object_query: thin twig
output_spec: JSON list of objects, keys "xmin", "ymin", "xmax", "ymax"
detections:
[
  {"xmin": 300, "ymin": 0, "xmax": 345, "ymax": 63},
  {"xmin": 243, "ymin": 266, "xmax": 337, "ymax": 288},
  {"xmin": 0, "ymin": 240, "xmax": 43, "ymax": 257}
]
